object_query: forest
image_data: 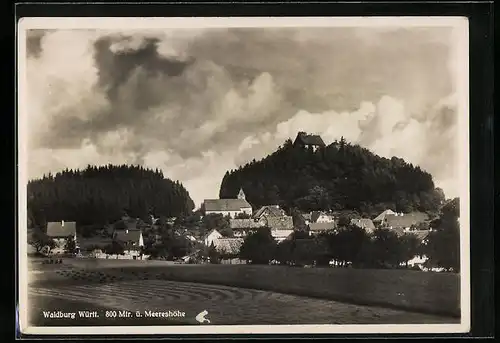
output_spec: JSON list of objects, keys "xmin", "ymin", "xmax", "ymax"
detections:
[
  {"xmin": 220, "ymin": 137, "xmax": 446, "ymax": 217},
  {"xmin": 27, "ymin": 164, "xmax": 195, "ymax": 228}
]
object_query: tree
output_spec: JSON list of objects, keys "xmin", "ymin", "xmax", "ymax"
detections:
[
  {"xmin": 371, "ymin": 229, "xmax": 404, "ymax": 268},
  {"xmin": 28, "ymin": 228, "xmax": 55, "ymax": 255},
  {"xmin": 27, "ymin": 165, "xmax": 195, "ymax": 228},
  {"xmin": 239, "ymin": 227, "xmax": 277, "ymax": 264},
  {"xmin": 207, "ymin": 243, "xmax": 221, "ymax": 264},
  {"xmin": 275, "ymin": 239, "xmax": 294, "ymax": 265},
  {"xmin": 399, "ymin": 234, "xmax": 422, "ymax": 267},
  {"xmin": 328, "ymin": 224, "xmax": 370, "ymax": 266},
  {"xmin": 104, "ymin": 240, "xmax": 125, "ymax": 255},
  {"xmin": 424, "ymin": 197, "xmax": 460, "ymax": 272},
  {"xmin": 200, "ymin": 213, "xmax": 230, "ymax": 237},
  {"xmin": 64, "ymin": 236, "xmax": 77, "ymax": 255}
]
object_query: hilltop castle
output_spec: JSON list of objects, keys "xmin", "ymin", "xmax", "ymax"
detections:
[{"xmin": 293, "ymin": 132, "xmax": 326, "ymax": 152}]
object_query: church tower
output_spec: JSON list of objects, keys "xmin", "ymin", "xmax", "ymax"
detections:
[{"xmin": 237, "ymin": 188, "xmax": 246, "ymax": 200}]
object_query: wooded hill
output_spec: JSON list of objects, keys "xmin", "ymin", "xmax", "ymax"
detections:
[
  {"xmin": 27, "ymin": 165, "xmax": 195, "ymax": 228},
  {"xmin": 219, "ymin": 137, "xmax": 446, "ymax": 217}
]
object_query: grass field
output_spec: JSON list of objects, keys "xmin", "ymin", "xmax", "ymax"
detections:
[{"xmin": 27, "ymin": 258, "xmax": 461, "ymax": 318}]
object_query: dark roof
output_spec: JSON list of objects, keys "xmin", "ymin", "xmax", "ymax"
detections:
[
  {"xmin": 390, "ymin": 229, "xmax": 431, "ymax": 242},
  {"xmin": 78, "ymin": 237, "xmax": 113, "ymax": 250},
  {"xmin": 253, "ymin": 205, "xmax": 284, "ymax": 219},
  {"xmin": 350, "ymin": 218, "xmax": 376, "ymax": 232},
  {"xmin": 302, "ymin": 213, "xmax": 312, "ymax": 221},
  {"xmin": 230, "ymin": 219, "xmax": 263, "ymax": 229},
  {"xmin": 412, "ymin": 230, "xmax": 430, "ymax": 241},
  {"xmin": 214, "ymin": 238, "xmax": 244, "ymax": 255},
  {"xmin": 204, "ymin": 199, "xmax": 252, "ymax": 212},
  {"xmin": 294, "ymin": 132, "xmax": 326, "ymax": 147},
  {"xmin": 115, "ymin": 230, "xmax": 142, "ymax": 244},
  {"xmin": 309, "ymin": 222, "xmax": 337, "ymax": 232},
  {"xmin": 264, "ymin": 216, "xmax": 294, "ymax": 230},
  {"xmin": 46, "ymin": 221, "xmax": 76, "ymax": 237},
  {"xmin": 384, "ymin": 212, "xmax": 429, "ymax": 229}
]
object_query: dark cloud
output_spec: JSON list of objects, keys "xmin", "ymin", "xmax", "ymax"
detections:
[{"xmin": 26, "ymin": 29, "xmax": 47, "ymax": 58}]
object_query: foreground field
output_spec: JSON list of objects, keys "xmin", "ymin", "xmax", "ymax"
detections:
[
  {"xmin": 27, "ymin": 258, "xmax": 460, "ymax": 318},
  {"xmin": 28, "ymin": 279, "xmax": 458, "ymax": 327}
]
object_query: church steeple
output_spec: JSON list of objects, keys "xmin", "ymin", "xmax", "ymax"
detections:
[{"xmin": 237, "ymin": 188, "xmax": 246, "ymax": 200}]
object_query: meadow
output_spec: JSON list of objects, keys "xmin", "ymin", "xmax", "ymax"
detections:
[{"xmin": 28, "ymin": 258, "xmax": 461, "ymax": 318}]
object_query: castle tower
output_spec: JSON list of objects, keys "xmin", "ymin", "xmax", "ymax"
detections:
[{"xmin": 237, "ymin": 188, "xmax": 246, "ymax": 200}]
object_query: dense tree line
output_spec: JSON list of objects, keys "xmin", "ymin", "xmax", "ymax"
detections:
[
  {"xmin": 220, "ymin": 137, "xmax": 445, "ymax": 217},
  {"xmin": 27, "ymin": 164, "xmax": 195, "ymax": 228}
]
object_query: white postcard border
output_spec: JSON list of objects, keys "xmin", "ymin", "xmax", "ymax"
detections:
[{"xmin": 17, "ymin": 16, "xmax": 471, "ymax": 335}]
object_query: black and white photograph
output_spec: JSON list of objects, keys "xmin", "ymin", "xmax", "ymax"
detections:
[{"xmin": 17, "ymin": 17, "xmax": 470, "ymax": 335}]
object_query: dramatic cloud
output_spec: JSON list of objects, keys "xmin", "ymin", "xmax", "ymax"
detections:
[{"xmin": 23, "ymin": 25, "xmax": 463, "ymax": 207}]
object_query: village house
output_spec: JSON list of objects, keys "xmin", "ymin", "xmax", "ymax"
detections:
[
  {"xmin": 381, "ymin": 212, "xmax": 430, "ymax": 231},
  {"xmin": 312, "ymin": 211, "xmax": 336, "ymax": 224},
  {"xmin": 396, "ymin": 229, "xmax": 431, "ymax": 270},
  {"xmin": 203, "ymin": 228, "xmax": 223, "ymax": 247},
  {"xmin": 308, "ymin": 222, "xmax": 337, "ymax": 236},
  {"xmin": 293, "ymin": 131, "xmax": 326, "ymax": 152},
  {"xmin": 46, "ymin": 221, "xmax": 79, "ymax": 254},
  {"xmin": 350, "ymin": 218, "xmax": 376, "ymax": 234},
  {"xmin": 78, "ymin": 237, "xmax": 113, "ymax": 255},
  {"xmin": 372, "ymin": 209, "xmax": 396, "ymax": 226},
  {"xmin": 301, "ymin": 212, "xmax": 312, "ymax": 223},
  {"xmin": 264, "ymin": 216, "xmax": 294, "ymax": 242},
  {"xmin": 114, "ymin": 229, "xmax": 145, "ymax": 259},
  {"xmin": 229, "ymin": 219, "xmax": 263, "ymax": 237},
  {"xmin": 252, "ymin": 205, "xmax": 285, "ymax": 220},
  {"xmin": 203, "ymin": 188, "xmax": 253, "ymax": 218}
]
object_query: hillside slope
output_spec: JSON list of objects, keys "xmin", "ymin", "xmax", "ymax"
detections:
[
  {"xmin": 219, "ymin": 137, "xmax": 445, "ymax": 217},
  {"xmin": 27, "ymin": 164, "xmax": 195, "ymax": 227}
]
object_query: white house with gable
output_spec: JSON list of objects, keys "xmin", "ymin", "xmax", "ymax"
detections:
[
  {"xmin": 203, "ymin": 188, "xmax": 253, "ymax": 218},
  {"xmin": 204, "ymin": 229, "xmax": 223, "ymax": 247}
]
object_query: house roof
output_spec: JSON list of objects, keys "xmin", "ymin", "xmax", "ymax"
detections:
[
  {"xmin": 214, "ymin": 238, "xmax": 244, "ymax": 255},
  {"xmin": 384, "ymin": 212, "xmax": 429, "ymax": 229},
  {"xmin": 411, "ymin": 230, "xmax": 430, "ymax": 241},
  {"xmin": 78, "ymin": 237, "xmax": 113, "ymax": 250},
  {"xmin": 310, "ymin": 211, "xmax": 334, "ymax": 223},
  {"xmin": 204, "ymin": 229, "xmax": 222, "ymax": 240},
  {"xmin": 230, "ymin": 219, "xmax": 263, "ymax": 229},
  {"xmin": 350, "ymin": 218, "xmax": 375, "ymax": 231},
  {"xmin": 373, "ymin": 209, "xmax": 396, "ymax": 222},
  {"xmin": 390, "ymin": 228, "xmax": 431, "ymax": 241},
  {"xmin": 253, "ymin": 205, "xmax": 284, "ymax": 219},
  {"xmin": 204, "ymin": 199, "xmax": 252, "ymax": 212},
  {"xmin": 302, "ymin": 213, "xmax": 312, "ymax": 221},
  {"xmin": 271, "ymin": 229, "xmax": 294, "ymax": 239},
  {"xmin": 115, "ymin": 230, "xmax": 142, "ymax": 244},
  {"xmin": 113, "ymin": 218, "xmax": 147, "ymax": 231},
  {"xmin": 46, "ymin": 221, "xmax": 76, "ymax": 237},
  {"xmin": 309, "ymin": 222, "xmax": 337, "ymax": 232},
  {"xmin": 264, "ymin": 216, "xmax": 294, "ymax": 230},
  {"xmin": 294, "ymin": 132, "xmax": 326, "ymax": 147}
]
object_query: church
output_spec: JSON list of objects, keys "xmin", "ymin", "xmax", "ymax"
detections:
[{"xmin": 203, "ymin": 188, "xmax": 253, "ymax": 218}]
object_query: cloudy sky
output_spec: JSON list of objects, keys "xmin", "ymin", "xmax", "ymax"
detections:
[{"xmin": 23, "ymin": 23, "xmax": 464, "ymax": 208}]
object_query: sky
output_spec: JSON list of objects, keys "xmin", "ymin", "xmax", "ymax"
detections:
[{"xmin": 23, "ymin": 23, "xmax": 464, "ymax": 208}]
